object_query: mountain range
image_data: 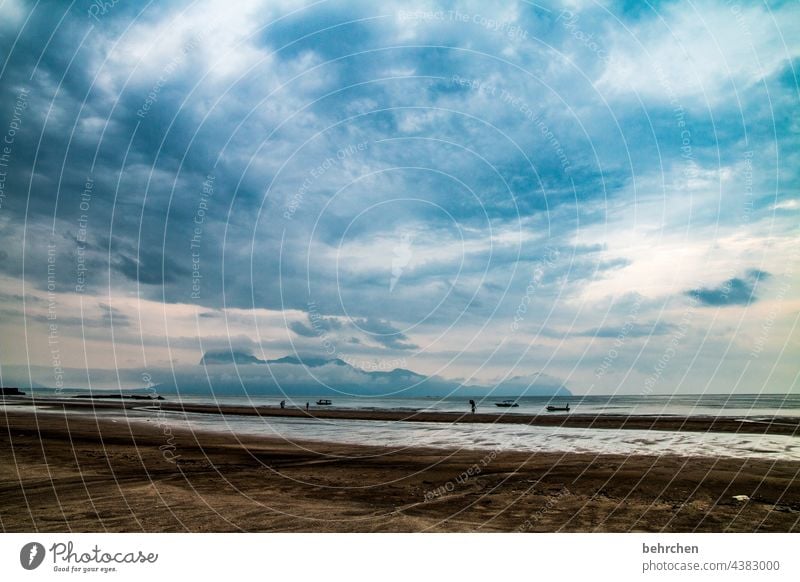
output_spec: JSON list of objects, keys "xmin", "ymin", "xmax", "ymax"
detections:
[{"xmin": 170, "ymin": 349, "xmax": 572, "ymax": 397}]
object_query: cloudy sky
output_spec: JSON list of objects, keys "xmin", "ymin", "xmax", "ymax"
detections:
[{"xmin": 0, "ymin": 0, "xmax": 797, "ymax": 395}]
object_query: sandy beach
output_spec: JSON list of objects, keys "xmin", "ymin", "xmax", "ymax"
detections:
[{"xmin": 1, "ymin": 400, "xmax": 798, "ymax": 532}]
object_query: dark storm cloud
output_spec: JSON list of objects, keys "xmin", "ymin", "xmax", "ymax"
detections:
[
  {"xmin": 0, "ymin": 0, "xmax": 798, "ymax": 390},
  {"xmin": 354, "ymin": 317, "xmax": 418, "ymax": 350},
  {"xmin": 289, "ymin": 312, "xmax": 415, "ymax": 350},
  {"xmin": 288, "ymin": 321, "xmax": 316, "ymax": 337},
  {"xmin": 688, "ymin": 270, "xmax": 771, "ymax": 307},
  {"xmin": 114, "ymin": 252, "xmax": 189, "ymax": 285}
]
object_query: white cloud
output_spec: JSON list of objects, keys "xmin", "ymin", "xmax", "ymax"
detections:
[
  {"xmin": 0, "ymin": 0, "xmax": 26, "ymax": 30},
  {"xmin": 92, "ymin": 0, "xmax": 314, "ymax": 98},
  {"xmin": 773, "ymin": 199, "xmax": 799, "ymax": 211},
  {"xmin": 596, "ymin": 1, "xmax": 800, "ymax": 103}
]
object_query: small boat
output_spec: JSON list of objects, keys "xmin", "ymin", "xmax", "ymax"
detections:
[
  {"xmin": 546, "ymin": 404, "xmax": 570, "ymax": 412},
  {"xmin": 316, "ymin": 399, "xmax": 332, "ymax": 406},
  {"xmin": 495, "ymin": 400, "xmax": 519, "ymax": 408}
]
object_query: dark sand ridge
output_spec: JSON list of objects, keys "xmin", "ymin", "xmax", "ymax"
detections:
[
  {"xmin": 6, "ymin": 396, "xmax": 800, "ymax": 436},
  {"xmin": 1, "ymin": 405, "xmax": 799, "ymax": 532}
]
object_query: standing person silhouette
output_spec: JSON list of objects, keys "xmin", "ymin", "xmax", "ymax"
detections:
[
  {"xmin": 305, "ymin": 402, "xmax": 309, "ymax": 411},
  {"xmin": 469, "ymin": 399, "xmax": 476, "ymax": 414}
]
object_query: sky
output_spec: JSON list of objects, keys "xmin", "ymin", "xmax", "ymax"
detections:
[{"xmin": 0, "ymin": 0, "xmax": 797, "ymax": 396}]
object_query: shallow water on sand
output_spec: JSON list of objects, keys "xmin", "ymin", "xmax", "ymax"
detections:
[
  {"xmin": 176, "ymin": 413, "xmax": 800, "ymax": 460},
  {"xmin": 5, "ymin": 402, "xmax": 799, "ymax": 460}
]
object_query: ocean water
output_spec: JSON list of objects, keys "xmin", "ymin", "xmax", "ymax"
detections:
[
  {"xmin": 163, "ymin": 392, "xmax": 800, "ymax": 419},
  {"xmin": 24, "ymin": 389, "xmax": 800, "ymax": 419}
]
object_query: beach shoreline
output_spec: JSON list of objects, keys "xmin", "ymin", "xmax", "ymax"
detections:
[
  {"xmin": 5, "ymin": 395, "xmax": 799, "ymax": 436},
  {"xmin": 1, "ymin": 404, "xmax": 798, "ymax": 532}
]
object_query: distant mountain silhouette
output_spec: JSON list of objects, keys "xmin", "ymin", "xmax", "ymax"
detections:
[
  {"xmin": 200, "ymin": 350, "xmax": 267, "ymax": 365},
  {"xmin": 168, "ymin": 349, "xmax": 571, "ymax": 398}
]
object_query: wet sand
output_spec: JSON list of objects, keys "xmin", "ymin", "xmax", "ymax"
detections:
[{"xmin": 1, "ymin": 404, "xmax": 798, "ymax": 532}]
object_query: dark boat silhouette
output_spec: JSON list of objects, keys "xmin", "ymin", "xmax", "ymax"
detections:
[
  {"xmin": 546, "ymin": 404, "xmax": 570, "ymax": 412},
  {"xmin": 495, "ymin": 400, "xmax": 519, "ymax": 408},
  {"xmin": 316, "ymin": 399, "xmax": 332, "ymax": 405}
]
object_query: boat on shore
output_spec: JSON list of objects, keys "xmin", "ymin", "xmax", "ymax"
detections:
[
  {"xmin": 316, "ymin": 399, "xmax": 332, "ymax": 406},
  {"xmin": 546, "ymin": 404, "xmax": 570, "ymax": 412},
  {"xmin": 495, "ymin": 400, "xmax": 519, "ymax": 408}
]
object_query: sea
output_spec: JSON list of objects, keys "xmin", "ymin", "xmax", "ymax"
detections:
[
  {"xmin": 8, "ymin": 391, "xmax": 800, "ymax": 461},
  {"xmin": 169, "ymin": 392, "xmax": 800, "ymax": 419}
]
